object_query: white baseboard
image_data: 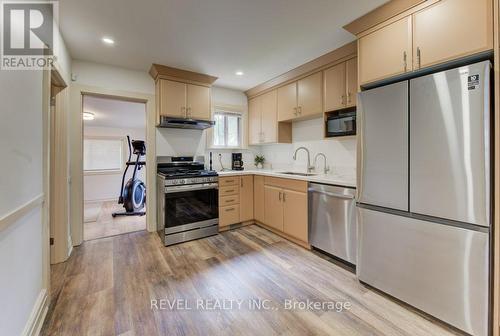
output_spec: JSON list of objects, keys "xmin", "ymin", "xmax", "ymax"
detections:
[{"xmin": 22, "ymin": 289, "xmax": 49, "ymax": 336}]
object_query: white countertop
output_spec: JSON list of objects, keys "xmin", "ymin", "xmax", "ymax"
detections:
[{"xmin": 217, "ymin": 169, "xmax": 356, "ymax": 188}]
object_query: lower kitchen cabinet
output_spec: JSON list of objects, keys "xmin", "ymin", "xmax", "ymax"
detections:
[
  {"xmin": 239, "ymin": 175, "xmax": 254, "ymax": 222},
  {"xmin": 218, "ymin": 175, "xmax": 254, "ymax": 227},
  {"xmin": 254, "ymin": 175, "xmax": 265, "ymax": 223},
  {"xmin": 264, "ymin": 185, "xmax": 284, "ymax": 231},
  {"xmin": 282, "ymin": 189, "xmax": 308, "ymax": 242},
  {"xmin": 219, "ymin": 205, "xmax": 240, "ymax": 226}
]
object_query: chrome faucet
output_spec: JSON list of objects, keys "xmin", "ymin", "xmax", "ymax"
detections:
[
  {"xmin": 314, "ymin": 153, "xmax": 330, "ymax": 175},
  {"xmin": 293, "ymin": 147, "xmax": 314, "ymax": 173}
]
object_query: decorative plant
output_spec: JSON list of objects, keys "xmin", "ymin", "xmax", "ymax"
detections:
[{"xmin": 254, "ymin": 155, "xmax": 265, "ymax": 167}]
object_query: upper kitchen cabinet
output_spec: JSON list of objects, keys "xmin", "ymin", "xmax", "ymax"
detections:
[
  {"xmin": 150, "ymin": 64, "xmax": 217, "ymax": 123},
  {"xmin": 358, "ymin": 16, "xmax": 412, "ymax": 86},
  {"xmin": 351, "ymin": 0, "xmax": 493, "ymax": 86},
  {"xmin": 277, "ymin": 73, "xmax": 322, "ymax": 121},
  {"xmin": 323, "ymin": 57, "xmax": 358, "ymax": 111},
  {"xmin": 412, "ymin": 0, "xmax": 493, "ymax": 69},
  {"xmin": 248, "ymin": 90, "xmax": 292, "ymax": 145}
]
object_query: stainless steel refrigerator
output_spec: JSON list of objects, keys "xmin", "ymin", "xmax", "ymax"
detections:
[{"xmin": 357, "ymin": 61, "xmax": 491, "ymax": 336}]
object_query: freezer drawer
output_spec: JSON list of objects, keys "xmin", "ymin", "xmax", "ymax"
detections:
[
  {"xmin": 309, "ymin": 184, "xmax": 356, "ymax": 264},
  {"xmin": 357, "ymin": 207, "xmax": 489, "ymax": 336},
  {"xmin": 409, "ymin": 61, "xmax": 490, "ymax": 227},
  {"xmin": 357, "ymin": 81, "xmax": 409, "ymax": 211}
]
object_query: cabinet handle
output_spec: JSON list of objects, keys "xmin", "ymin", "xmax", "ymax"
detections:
[
  {"xmin": 347, "ymin": 92, "xmax": 352, "ymax": 104},
  {"xmin": 225, "ymin": 199, "xmax": 234, "ymax": 203},
  {"xmin": 298, "ymin": 106, "xmax": 302, "ymax": 115},
  {"xmin": 403, "ymin": 51, "xmax": 407, "ymax": 72},
  {"xmin": 225, "ymin": 207, "xmax": 235, "ymax": 212},
  {"xmin": 226, "ymin": 189, "xmax": 235, "ymax": 193},
  {"xmin": 341, "ymin": 95, "xmax": 346, "ymax": 105},
  {"xmin": 181, "ymin": 106, "xmax": 186, "ymax": 115},
  {"xmin": 293, "ymin": 107, "xmax": 298, "ymax": 116},
  {"xmin": 416, "ymin": 47, "xmax": 421, "ymax": 69},
  {"xmin": 279, "ymin": 192, "xmax": 282, "ymax": 201},
  {"xmin": 283, "ymin": 192, "xmax": 286, "ymax": 202}
]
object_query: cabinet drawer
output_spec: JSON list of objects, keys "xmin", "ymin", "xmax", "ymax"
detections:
[
  {"xmin": 220, "ymin": 194, "xmax": 240, "ymax": 206},
  {"xmin": 264, "ymin": 177, "xmax": 308, "ymax": 193},
  {"xmin": 219, "ymin": 205, "xmax": 240, "ymax": 227},
  {"xmin": 219, "ymin": 185, "xmax": 240, "ymax": 197},
  {"xmin": 219, "ymin": 176, "xmax": 240, "ymax": 187}
]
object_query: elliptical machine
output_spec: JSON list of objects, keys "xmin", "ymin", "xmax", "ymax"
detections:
[{"xmin": 112, "ymin": 136, "xmax": 146, "ymax": 217}]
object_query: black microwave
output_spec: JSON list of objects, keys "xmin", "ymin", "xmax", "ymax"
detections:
[{"xmin": 326, "ymin": 111, "xmax": 356, "ymax": 137}]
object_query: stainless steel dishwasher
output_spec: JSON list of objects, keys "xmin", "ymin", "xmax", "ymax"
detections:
[{"xmin": 308, "ymin": 183, "xmax": 357, "ymax": 265}]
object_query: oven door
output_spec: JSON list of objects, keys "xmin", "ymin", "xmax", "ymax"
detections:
[{"xmin": 164, "ymin": 183, "xmax": 219, "ymax": 234}]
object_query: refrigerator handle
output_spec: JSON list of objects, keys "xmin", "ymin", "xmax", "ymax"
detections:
[{"xmin": 356, "ymin": 92, "xmax": 364, "ymax": 202}]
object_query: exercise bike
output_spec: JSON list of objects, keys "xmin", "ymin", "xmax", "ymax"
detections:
[{"xmin": 112, "ymin": 136, "xmax": 146, "ymax": 217}]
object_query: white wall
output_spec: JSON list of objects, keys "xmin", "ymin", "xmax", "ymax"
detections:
[
  {"xmin": 84, "ymin": 126, "xmax": 146, "ymax": 202},
  {"xmin": 259, "ymin": 117, "xmax": 357, "ymax": 176},
  {"xmin": 0, "ymin": 69, "xmax": 45, "ymax": 336}
]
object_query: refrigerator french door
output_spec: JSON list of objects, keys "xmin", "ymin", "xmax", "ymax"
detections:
[{"xmin": 357, "ymin": 61, "xmax": 491, "ymax": 336}]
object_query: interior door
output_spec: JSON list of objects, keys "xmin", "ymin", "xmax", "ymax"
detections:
[
  {"xmin": 297, "ymin": 72, "xmax": 322, "ymax": 118},
  {"xmin": 277, "ymin": 82, "xmax": 297, "ymax": 121},
  {"xmin": 186, "ymin": 84, "xmax": 210, "ymax": 120},
  {"xmin": 323, "ymin": 62, "xmax": 346, "ymax": 112},
  {"xmin": 357, "ymin": 81, "xmax": 408, "ymax": 211},
  {"xmin": 264, "ymin": 185, "xmax": 283, "ymax": 231},
  {"xmin": 160, "ymin": 79, "xmax": 186, "ymax": 117},
  {"xmin": 409, "ymin": 61, "xmax": 490, "ymax": 226}
]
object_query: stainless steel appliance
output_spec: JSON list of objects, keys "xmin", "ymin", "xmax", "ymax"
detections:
[
  {"xmin": 231, "ymin": 153, "xmax": 244, "ymax": 170},
  {"xmin": 357, "ymin": 61, "xmax": 491, "ymax": 336},
  {"xmin": 309, "ymin": 183, "xmax": 356, "ymax": 265},
  {"xmin": 157, "ymin": 116, "xmax": 215, "ymax": 130},
  {"xmin": 157, "ymin": 156, "xmax": 219, "ymax": 246},
  {"xmin": 325, "ymin": 110, "xmax": 356, "ymax": 137}
]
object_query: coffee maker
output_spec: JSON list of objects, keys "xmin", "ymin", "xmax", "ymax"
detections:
[{"xmin": 231, "ymin": 153, "xmax": 244, "ymax": 170}]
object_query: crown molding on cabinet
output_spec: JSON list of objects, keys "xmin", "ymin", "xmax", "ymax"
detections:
[
  {"xmin": 245, "ymin": 41, "xmax": 357, "ymax": 99},
  {"xmin": 343, "ymin": 0, "xmax": 429, "ymax": 36},
  {"xmin": 149, "ymin": 64, "xmax": 218, "ymax": 86}
]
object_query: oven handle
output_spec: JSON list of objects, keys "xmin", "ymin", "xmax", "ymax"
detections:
[{"xmin": 165, "ymin": 183, "xmax": 219, "ymax": 194}]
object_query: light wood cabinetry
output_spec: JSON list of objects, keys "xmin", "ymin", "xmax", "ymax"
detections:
[
  {"xmin": 412, "ymin": 0, "xmax": 493, "ymax": 69},
  {"xmin": 323, "ymin": 57, "xmax": 358, "ymax": 111},
  {"xmin": 254, "ymin": 175, "xmax": 265, "ymax": 223},
  {"xmin": 156, "ymin": 79, "xmax": 211, "ymax": 120},
  {"xmin": 263, "ymin": 177, "xmax": 308, "ymax": 243},
  {"xmin": 239, "ymin": 175, "xmax": 254, "ymax": 222},
  {"xmin": 358, "ymin": 16, "xmax": 412, "ymax": 85},
  {"xmin": 248, "ymin": 90, "xmax": 292, "ymax": 145},
  {"xmin": 278, "ymin": 73, "xmax": 323, "ymax": 121},
  {"xmin": 282, "ymin": 189, "xmax": 308, "ymax": 242},
  {"xmin": 219, "ymin": 205, "xmax": 240, "ymax": 227},
  {"xmin": 357, "ymin": 0, "xmax": 493, "ymax": 86},
  {"xmin": 264, "ymin": 185, "xmax": 284, "ymax": 231}
]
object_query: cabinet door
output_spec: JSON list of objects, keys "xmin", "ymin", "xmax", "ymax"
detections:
[
  {"xmin": 277, "ymin": 82, "xmax": 297, "ymax": 121},
  {"xmin": 359, "ymin": 16, "xmax": 412, "ymax": 85},
  {"xmin": 297, "ymin": 72, "xmax": 322, "ymax": 118},
  {"xmin": 239, "ymin": 175, "xmax": 254, "ymax": 222},
  {"xmin": 254, "ymin": 175, "xmax": 265, "ymax": 223},
  {"xmin": 345, "ymin": 57, "xmax": 358, "ymax": 107},
  {"xmin": 186, "ymin": 84, "xmax": 211, "ymax": 120},
  {"xmin": 323, "ymin": 62, "xmax": 346, "ymax": 112},
  {"xmin": 264, "ymin": 185, "xmax": 284, "ymax": 231},
  {"xmin": 248, "ymin": 97, "xmax": 262, "ymax": 145},
  {"xmin": 283, "ymin": 190, "xmax": 308, "ymax": 242},
  {"xmin": 413, "ymin": 0, "xmax": 493, "ymax": 69},
  {"xmin": 261, "ymin": 89, "xmax": 278, "ymax": 143},
  {"xmin": 159, "ymin": 79, "xmax": 186, "ymax": 117}
]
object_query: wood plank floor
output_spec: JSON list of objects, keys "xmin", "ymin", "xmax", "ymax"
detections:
[{"xmin": 41, "ymin": 225, "xmax": 460, "ymax": 336}]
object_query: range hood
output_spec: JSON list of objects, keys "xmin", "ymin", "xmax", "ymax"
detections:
[{"xmin": 157, "ymin": 116, "xmax": 215, "ymax": 130}]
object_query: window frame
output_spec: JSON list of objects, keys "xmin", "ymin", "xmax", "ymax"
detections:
[
  {"xmin": 83, "ymin": 136, "xmax": 126, "ymax": 176},
  {"xmin": 211, "ymin": 109, "xmax": 242, "ymax": 149}
]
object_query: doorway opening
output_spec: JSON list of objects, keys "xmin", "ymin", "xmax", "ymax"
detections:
[{"xmin": 82, "ymin": 94, "xmax": 147, "ymax": 241}]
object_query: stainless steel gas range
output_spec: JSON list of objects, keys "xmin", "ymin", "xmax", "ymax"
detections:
[{"xmin": 156, "ymin": 156, "xmax": 219, "ymax": 246}]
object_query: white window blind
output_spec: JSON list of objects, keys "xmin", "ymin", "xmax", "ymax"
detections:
[
  {"xmin": 212, "ymin": 110, "xmax": 241, "ymax": 148},
  {"xmin": 84, "ymin": 138, "xmax": 123, "ymax": 172}
]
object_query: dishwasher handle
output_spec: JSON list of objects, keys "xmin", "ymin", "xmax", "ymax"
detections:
[{"xmin": 308, "ymin": 188, "xmax": 355, "ymax": 200}]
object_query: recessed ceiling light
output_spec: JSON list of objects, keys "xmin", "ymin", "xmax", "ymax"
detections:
[
  {"xmin": 83, "ymin": 112, "xmax": 95, "ymax": 121},
  {"xmin": 102, "ymin": 37, "xmax": 115, "ymax": 45},
  {"xmin": 235, "ymin": 71, "xmax": 244, "ymax": 76}
]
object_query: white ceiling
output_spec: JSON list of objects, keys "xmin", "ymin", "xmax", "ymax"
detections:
[
  {"xmin": 83, "ymin": 95, "xmax": 146, "ymax": 129},
  {"xmin": 60, "ymin": 0, "xmax": 387, "ymax": 90}
]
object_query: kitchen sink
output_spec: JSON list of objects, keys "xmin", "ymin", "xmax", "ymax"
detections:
[{"xmin": 278, "ymin": 172, "xmax": 317, "ymax": 176}]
